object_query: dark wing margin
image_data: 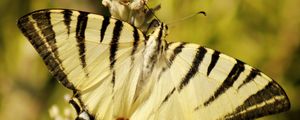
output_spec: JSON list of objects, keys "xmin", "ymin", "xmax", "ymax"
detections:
[
  {"xmin": 17, "ymin": 9, "xmax": 77, "ymax": 91},
  {"xmin": 17, "ymin": 9, "xmax": 94, "ymax": 119},
  {"xmin": 224, "ymin": 79, "xmax": 290, "ymax": 120}
]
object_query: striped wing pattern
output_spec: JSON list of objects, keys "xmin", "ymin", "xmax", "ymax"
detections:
[
  {"xmin": 141, "ymin": 42, "xmax": 290, "ymax": 119},
  {"xmin": 17, "ymin": 9, "xmax": 146, "ymax": 119},
  {"xmin": 17, "ymin": 9, "xmax": 290, "ymax": 120}
]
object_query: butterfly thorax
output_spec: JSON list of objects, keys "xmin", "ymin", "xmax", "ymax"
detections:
[
  {"xmin": 132, "ymin": 23, "xmax": 168, "ymax": 104},
  {"xmin": 142, "ymin": 23, "xmax": 168, "ymax": 80}
]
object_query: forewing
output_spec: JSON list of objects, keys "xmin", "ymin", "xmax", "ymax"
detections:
[{"xmin": 17, "ymin": 9, "xmax": 145, "ymax": 119}]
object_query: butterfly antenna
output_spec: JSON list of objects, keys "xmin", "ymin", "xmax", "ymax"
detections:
[
  {"xmin": 166, "ymin": 10, "xmax": 206, "ymax": 25},
  {"xmin": 145, "ymin": 4, "xmax": 161, "ymax": 23}
]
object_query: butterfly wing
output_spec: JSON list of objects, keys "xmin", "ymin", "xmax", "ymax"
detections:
[
  {"xmin": 132, "ymin": 42, "xmax": 290, "ymax": 120},
  {"xmin": 17, "ymin": 9, "xmax": 146, "ymax": 119},
  {"xmin": 17, "ymin": 8, "xmax": 290, "ymax": 120}
]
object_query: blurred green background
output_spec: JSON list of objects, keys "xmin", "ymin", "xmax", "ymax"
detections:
[{"xmin": 0, "ymin": 0, "xmax": 299, "ymax": 119}]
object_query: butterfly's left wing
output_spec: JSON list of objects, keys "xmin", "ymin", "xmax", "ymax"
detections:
[
  {"xmin": 17, "ymin": 9, "xmax": 147, "ymax": 119},
  {"xmin": 132, "ymin": 42, "xmax": 290, "ymax": 120}
]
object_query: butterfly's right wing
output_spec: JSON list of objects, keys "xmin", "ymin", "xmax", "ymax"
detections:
[
  {"xmin": 17, "ymin": 9, "xmax": 146, "ymax": 119},
  {"xmin": 132, "ymin": 42, "xmax": 290, "ymax": 120}
]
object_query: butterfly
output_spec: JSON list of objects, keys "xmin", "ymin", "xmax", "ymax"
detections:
[{"xmin": 17, "ymin": 9, "xmax": 290, "ymax": 120}]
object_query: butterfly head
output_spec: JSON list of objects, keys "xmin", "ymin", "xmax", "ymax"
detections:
[{"xmin": 146, "ymin": 20, "xmax": 168, "ymax": 40}]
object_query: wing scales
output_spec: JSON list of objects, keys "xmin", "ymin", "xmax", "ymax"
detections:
[{"xmin": 154, "ymin": 42, "xmax": 290, "ymax": 120}]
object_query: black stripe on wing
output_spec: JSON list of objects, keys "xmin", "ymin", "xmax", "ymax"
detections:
[
  {"xmin": 62, "ymin": 9, "xmax": 72, "ymax": 35},
  {"xmin": 158, "ymin": 42, "xmax": 186, "ymax": 80},
  {"xmin": 207, "ymin": 50, "xmax": 220, "ymax": 76},
  {"xmin": 132, "ymin": 26, "xmax": 140, "ymax": 55},
  {"xmin": 178, "ymin": 46, "xmax": 207, "ymax": 91},
  {"xmin": 158, "ymin": 42, "xmax": 187, "ymax": 106},
  {"xmin": 110, "ymin": 20, "xmax": 123, "ymax": 85},
  {"xmin": 110, "ymin": 20, "xmax": 123, "ymax": 69},
  {"xmin": 75, "ymin": 11, "xmax": 89, "ymax": 77},
  {"xmin": 168, "ymin": 42, "xmax": 186, "ymax": 65},
  {"xmin": 237, "ymin": 68, "xmax": 260, "ymax": 89},
  {"xmin": 100, "ymin": 16, "xmax": 110, "ymax": 42},
  {"xmin": 203, "ymin": 60, "xmax": 245, "ymax": 106},
  {"xmin": 130, "ymin": 26, "xmax": 140, "ymax": 65},
  {"xmin": 162, "ymin": 88, "xmax": 176, "ymax": 104}
]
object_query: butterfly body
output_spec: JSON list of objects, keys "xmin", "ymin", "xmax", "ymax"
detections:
[{"xmin": 17, "ymin": 9, "xmax": 290, "ymax": 120}]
